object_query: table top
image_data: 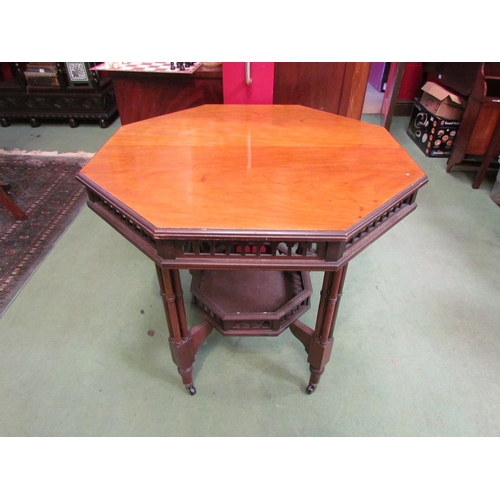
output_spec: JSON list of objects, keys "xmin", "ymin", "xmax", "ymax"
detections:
[{"xmin": 78, "ymin": 105, "xmax": 427, "ymax": 236}]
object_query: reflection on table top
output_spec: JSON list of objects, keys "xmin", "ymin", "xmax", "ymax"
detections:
[{"xmin": 79, "ymin": 105, "xmax": 427, "ymax": 233}]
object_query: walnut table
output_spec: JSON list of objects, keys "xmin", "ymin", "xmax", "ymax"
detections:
[{"xmin": 76, "ymin": 105, "xmax": 428, "ymax": 395}]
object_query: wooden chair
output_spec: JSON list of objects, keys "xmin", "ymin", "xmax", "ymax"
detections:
[{"xmin": 0, "ymin": 182, "xmax": 28, "ymax": 220}]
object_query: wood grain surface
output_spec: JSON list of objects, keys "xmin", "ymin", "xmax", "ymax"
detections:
[{"xmin": 79, "ymin": 105, "xmax": 427, "ymax": 232}]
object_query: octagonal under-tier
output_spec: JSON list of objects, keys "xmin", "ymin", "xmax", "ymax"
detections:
[
  {"xmin": 77, "ymin": 104, "xmax": 427, "ymax": 238},
  {"xmin": 190, "ymin": 269, "xmax": 313, "ymax": 336}
]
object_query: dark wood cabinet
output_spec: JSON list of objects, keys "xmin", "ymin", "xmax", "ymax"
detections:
[
  {"xmin": 422, "ymin": 62, "xmax": 500, "ymax": 187},
  {"xmin": 422, "ymin": 62, "xmax": 481, "ymax": 97},
  {"xmin": 0, "ymin": 63, "xmax": 118, "ymax": 128},
  {"xmin": 442, "ymin": 63, "xmax": 500, "ymax": 172},
  {"xmin": 107, "ymin": 65, "xmax": 223, "ymax": 125},
  {"xmin": 273, "ymin": 62, "xmax": 370, "ymax": 119}
]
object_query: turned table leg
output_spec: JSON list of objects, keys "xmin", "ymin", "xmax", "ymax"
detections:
[
  {"xmin": 158, "ymin": 264, "xmax": 348, "ymax": 395},
  {"xmin": 156, "ymin": 266, "xmax": 213, "ymax": 395},
  {"xmin": 291, "ymin": 265, "xmax": 348, "ymax": 394}
]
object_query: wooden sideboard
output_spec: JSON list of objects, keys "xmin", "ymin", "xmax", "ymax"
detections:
[
  {"xmin": 0, "ymin": 63, "xmax": 118, "ymax": 128},
  {"xmin": 107, "ymin": 65, "xmax": 223, "ymax": 125},
  {"xmin": 273, "ymin": 62, "xmax": 370, "ymax": 119}
]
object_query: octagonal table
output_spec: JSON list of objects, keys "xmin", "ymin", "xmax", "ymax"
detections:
[{"xmin": 77, "ymin": 105, "xmax": 428, "ymax": 395}]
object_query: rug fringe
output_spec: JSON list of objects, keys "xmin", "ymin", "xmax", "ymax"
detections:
[{"xmin": 0, "ymin": 148, "xmax": 94, "ymax": 158}]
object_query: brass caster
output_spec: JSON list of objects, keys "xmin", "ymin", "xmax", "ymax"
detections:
[
  {"xmin": 305, "ymin": 384, "xmax": 317, "ymax": 395},
  {"xmin": 185, "ymin": 384, "xmax": 196, "ymax": 396}
]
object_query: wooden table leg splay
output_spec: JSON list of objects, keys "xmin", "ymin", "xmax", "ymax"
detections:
[{"xmin": 158, "ymin": 264, "xmax": 349, "ymax": 395}]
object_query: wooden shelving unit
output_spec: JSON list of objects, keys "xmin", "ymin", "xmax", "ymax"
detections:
[
  {"xmin": 0, "ymin": 63, "xmax": 118, "ymax": 128},
  {"xmin": 446, "ymin": 63, "xmax": 500, "ymax": 185}
]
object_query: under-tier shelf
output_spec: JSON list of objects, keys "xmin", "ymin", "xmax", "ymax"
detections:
[{"xmin": 191, "ymin": 270, "xmax": 312, "ymax": 336}]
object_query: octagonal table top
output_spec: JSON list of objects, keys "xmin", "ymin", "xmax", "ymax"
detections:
[{"xmin": 78, "ymin": 104, "xmax": 427, "ymax": 235}]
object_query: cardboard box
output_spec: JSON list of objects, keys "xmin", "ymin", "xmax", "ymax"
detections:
[
  {"xmin": 419, "ymin": 81, "xmax": 465, "ymax": 120},
  {"xmin": 407, "ymin": 98, "xmax": 461, "ymax": 157}
]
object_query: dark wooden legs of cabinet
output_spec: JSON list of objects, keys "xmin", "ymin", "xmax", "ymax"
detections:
[
  {"xmin": 157, "ymin": 265, "xmax": 348, "ymax": 395},
  {"xmin": 471, "ymin": 115, "xmax": 500, "ymax": 189},
  {"xmin": 446, "ymin": 109, "xmax": 500, "ymax": 189}
]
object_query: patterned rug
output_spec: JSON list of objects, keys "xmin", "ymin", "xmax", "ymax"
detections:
[{"xmin": 0, "ymin": 152, "xmax": 92, "ymax": 317}]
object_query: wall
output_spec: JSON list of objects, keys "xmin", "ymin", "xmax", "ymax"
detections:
[{"xmin": 222, "ymin": 63, "xmax": 275, "ymax": 104}]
